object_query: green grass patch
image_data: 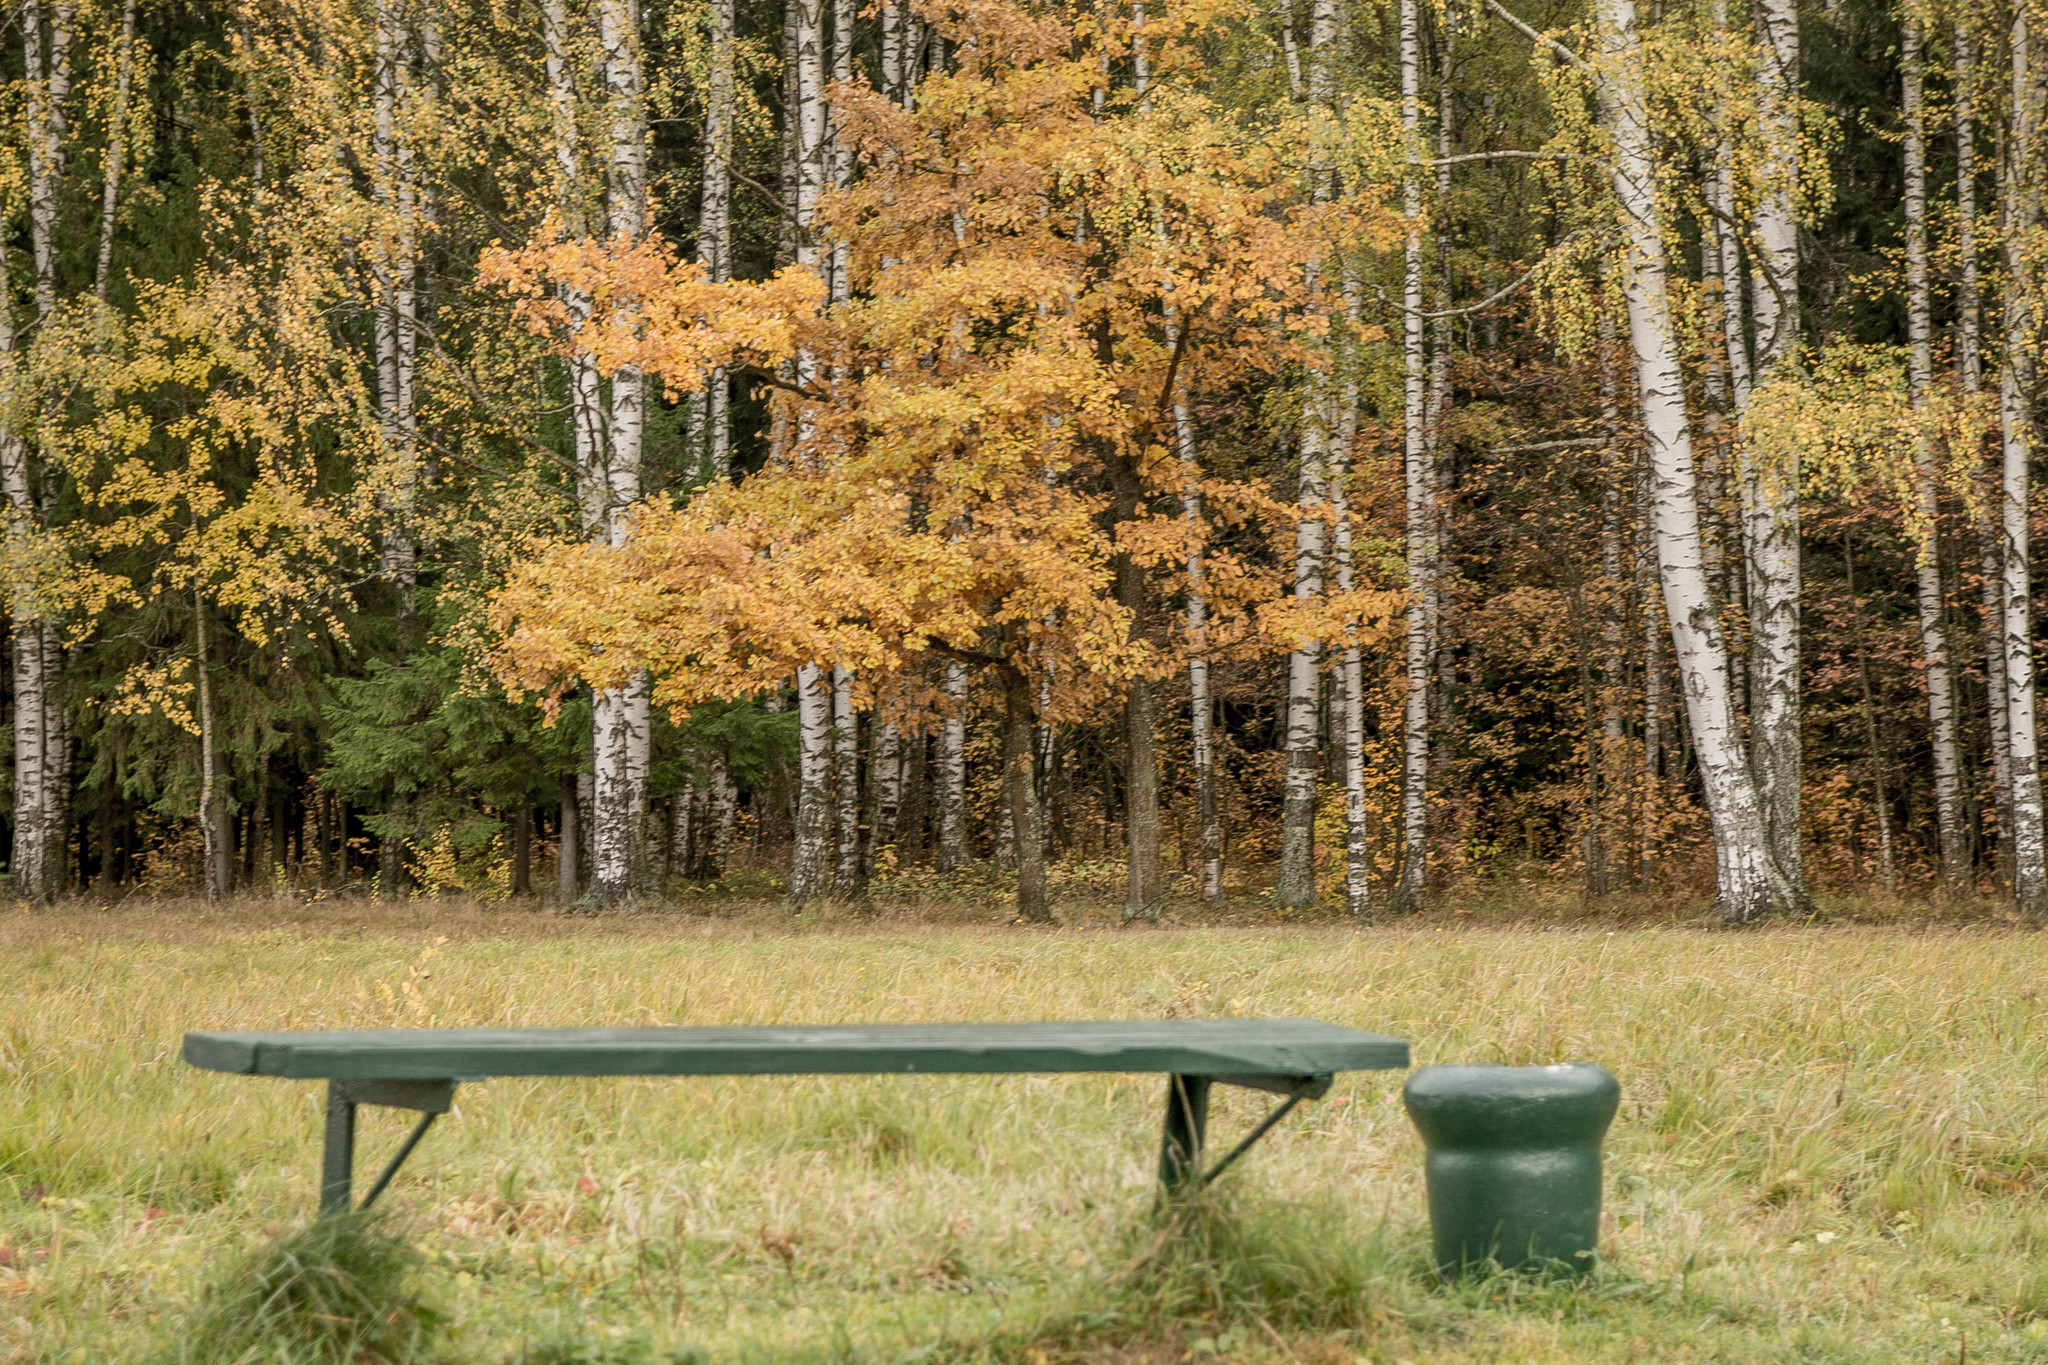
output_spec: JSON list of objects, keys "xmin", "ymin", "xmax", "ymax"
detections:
[
  {"xmin": 4, "ymin": 902, "xmax": 2048, "ymax": 1362},
  {"xmin": 165, "ymin": 1211, "xmax": 442, "ymax": 1364}
]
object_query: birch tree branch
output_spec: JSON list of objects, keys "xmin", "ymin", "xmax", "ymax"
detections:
[
  {"xmin": 1482, "ymin": 0, "xmax": 1595, "ymax": 74},
  {"xmin": 1489, "ymin": 437, "xmax": 1609, "ymax": 453},
  {"xmin": 1377, "ymin": 232, "xmax": 1592, "ymax": 319},
  {"xmin": 1426, "ymin": 150, "xmax": 1595, "ymax": 166}
]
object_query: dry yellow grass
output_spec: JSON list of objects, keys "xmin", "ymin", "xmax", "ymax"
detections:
[{"xmin": 2, "ymin": 898, "xmax": 2045, "ymax": 1362}]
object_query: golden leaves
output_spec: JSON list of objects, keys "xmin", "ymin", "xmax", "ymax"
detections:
[
  {"xmin": 487, "ymin": 0, "xmax": 1409, "ymax": 728},
  {"xmin": 477, "ymin": 226, "xmax": 822, "ymax": 397}
]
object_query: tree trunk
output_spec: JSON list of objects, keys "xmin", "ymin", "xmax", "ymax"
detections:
[
  {"xmin": 1330, "ymin": 301, "xmax": 1373, "ymax": 921},
  {"xmin": 1844, "ymin": 532, "xmax": 1895, "ymax": 892},
  {"xmin": 1743, "ymin": 0, "xmax": 1805, "ymax": 903},
  {"xmin": 1277, "ymin": 0, "xmax": 1340, "ymax": 911},
  {"xmin": 372, "ymin": 0, "xmax": 420, "ymax": 597},
  {"xmin": 195, "ymin": 595, "xmax": 224, "ymax": 902},
  {"xmin": 1394, "ymin": 0, "xmax": 1432, "ymax": 913},
  {"xmin": 213, "ymin": 789, "xmax": 236, "ymax": 898},
  {"xmin": 1902, "ymin": 15, "xmax": 1968, "ymax": 892},
  {"xmin": 2000, "ymin": 3, "xmax": 2048, "ymax": 919},
  {"xmin": 708, "ymin": 751, "xmax": 736, "ymax": 878},
  {"xmin": 1278, "ymin": 390, "xmax": 1329, "ymax": 910},
  {"xmin": 1959, "ymin": 21, "xmax": 2009, "ymax": 889},
  {"xmin": 93, "ymin": 0, "xmax": 137, "ymax": 301},
  {"xmin": 24, "ymin": 0, "xmax": 72, "ymax": 320},
  {"xmin": 1599, "ymin": 0, "xmax": 1797, "ymax": 922},
  {"xmin": 1003, "ymin": 670, "xmax": 1049, "ymax": 922},
  {"xmin": 1150, "ymin": 52, "xmax": 1222, "ymax": 903},
  {"xmin": 832, "ymin": 664, "xmax": 863, "ymax": 896},
  {"xmin": 936, "ymin": 661, "xmax": 968, "ymax": 869},
  {"xmin": 692, "ymin": 0, "xmax": 735, "ymax": 483},
  {"xmin": 791, "ymin": 663, "xmax": 833, "ymax": 901},
  {"xmin": 589, "ymin": 0, "xmax": 652, "ymax": 907},
  {"xmin": 873, "ymin": 722, "xmax": 903, "ymax": 851},
  {"xmin": 558, "ymin": 773, "xmax": 580, "ymax": 903},
  {"xmin": 10, "ymin": 0, "xmax": 72, "ymax": 904},
  {"xmin": 513, "ymin": 807, "xmax": 533, "ymax": 895},
  {"xmin": 1636, "ymin": 434, "xmax": 1667, "ymax": 888},
  {"xmin": 1123, "ymin": 675, "xmax": 1164, "ymax": 919}
]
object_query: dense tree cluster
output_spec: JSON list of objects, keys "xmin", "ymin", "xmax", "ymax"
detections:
[{"xmin": 2, "ymin": 0, "xmax": 2042, "ymax": 920}]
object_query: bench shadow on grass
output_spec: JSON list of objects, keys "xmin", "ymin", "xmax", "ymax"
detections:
[
  {"xmin": 955, "ymin": 1190, "xmax": 1419, "ymax": 1363},
  {"xmin": 153, "ymin": 1195, "xmax": 1655, "ymax": 1364},
  {"xmin": 972, "ymin": 1192, "xmax": 1670, "ymax": 1365}
]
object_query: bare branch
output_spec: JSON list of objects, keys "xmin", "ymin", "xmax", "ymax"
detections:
[
  {"xmin": 1489, "ymin": 437, "xmax": 1609, "ymax": 453},
  {"xmin": 1426, "ymin": 150, "xmax": 1594, "ymax": 167},
  {"xmin": 1377, "ymin": 232, "xmax": 1592, "ymax": 320}
]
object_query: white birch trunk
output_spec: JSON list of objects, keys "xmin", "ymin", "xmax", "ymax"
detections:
[
  {"xmin": 589, "ymin": 0, "xmax": 652, "ymax": 906},
  {"xmin": 1959, "ymin": 19, "xmax": 1982, "ymax": 392},
  {"xmin": 936, "ymin": 661, "xmax": 968, "ymax": 869},
  {"xmin": 791, "ymin": 664, "xmax": 833, "ymax": 901},
  {"xmin": 541, "ymin": 0, "xmax": 608, "ymax": 531},
  {"xmin": 13, "ymin": 0, "xmax": 71, "ymax": 901},
  {"xmin": 1902, "ymin": 16, "xmax": 1968, "ymax": 889},
  {"xmin": 1332, "ymin": 290, "xmax": 1372, "ymax": 920},
  {"xmin": 24, "ymin": 0, "xmax": 72, "ymax": 319},
  {"xmin": 832, "ymin": 665, "xmax": 862, "ymax": 894},
  {"xmin": 1636, "ymin": 441, "xmax": 1667, "ymax": 886},
  {"xmin": 1180, "ymin": 402, "xmax": 1222, "ymax": 903},
  {"xmin": 673, "ymin": 778, "xmax": 696, "ymax": 880},
  {"xmin": 882, "ymin": 0, "xmax": 905, "ymax": 104},
  {"xmin": 372, "ymin": 0, "xmax": 420, "ymax": 596},
  {"xmin": 2000, "ymin": 2, "xmax": 2048, "ymax": 918},
  {"xmin": 783, "ymin": 0, "xmax": 836, "ymax": 898},
  {"xmin": 707, "ymin": 752, "xmax": 736, "ymax": 878},
  {"xmin": 793, "ymin": 0, "xmax": 826, "ymax": 274},
  {"xmin": 1708, "ymin": 0, "xmax": 1752, "ymax": 411},
  {"xmin": 1600, "ymin": 0, "xmax": 1796, "ymax": 921},
  {"xmin": 1743, "ymin": 0, "xmax": 1805, "ymax": 899},
  {"xmin": 93, "ymin": 0, "xmax": 137, "ymax": 302},
  {"xmin": 874, "ymin": 722, "xmax": 904, "ymax": 850},
  {"xmin": 1278, "ymin": 0, "xmax": 1304, "ymax": 97},
  {"xmin": 194, "ymin": 594, "xmax": 225, "ymax": 901},
  {"xmin": 1277, "ymin": 0, "xmax": 1339, "ymax": 908},
  {"xmin": 1958, "ymin": 18, "xmax": 2010, "ymax": 884},
  {"xmin": 1395, "ymin": 0, "xmax": 1430, "ymax": 912},
  {"xmin": 692, "ymin": 0, "xmax": 735, "ymax": 482}
]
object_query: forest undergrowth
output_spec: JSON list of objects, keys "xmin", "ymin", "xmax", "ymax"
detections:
[{"xmin": 2, "ymin": 901, "xmax": 2045, "ymax": 1363}]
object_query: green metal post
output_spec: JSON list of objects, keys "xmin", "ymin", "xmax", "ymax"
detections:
[
  {"xmin": 1158, "ymin": 1073, "xmax": 1211, "ymax": 1191},
  {"xmin": 1402, "ymin": 1063, "xmax": 1620, "ymax": 1275},
  {"xmin": 320, "ymin": 1082, "xmax": 356, "ymax": 1214}
]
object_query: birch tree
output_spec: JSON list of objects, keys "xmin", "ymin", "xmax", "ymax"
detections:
[
  {"xmin": 784, "ymin": 0, "xmax": 837, "ymax": 903},
  {"xmin": 586, "ymin": 0, "xmax": 654, "ymax": 907},
  {"xmin": 1332, "ymin": 291, "xmax": 1372, "ymax": 920},
  {"xmin": 1958, "ymin": 17, "xmax": 2014, "ymax": 885},
  {"xmin": 1276, "ymin": 0, "xmax": 1340, "ymax": 909},
  {"xmin": 689, "ymin": 0, "xmax": 735, "ymax": 483},
  {"xmin": 10, "ymin": 0, "xmax": 77, "ymax": 902},
  {"xmin": 1395, "ymin": 0, "xmax": 1431, "ymax": 912},
  {"xmin": 1743, "ymin": 0, "xmax": 1805, "ymax": 902},
  {"xmin": 93, "ymin": 0, "xmax": 138, "ymax": 302},
  {"xmin": 1594, "ymin": 0, "xmax": 1799, "ymax": 921},
  {"xmin": 1900, "ymin": 9, "xmax": 1967, "ymax": 890},
  {"xmin": 1998, "ymin": 0, "xmax": 2047, "ymax": 918}
]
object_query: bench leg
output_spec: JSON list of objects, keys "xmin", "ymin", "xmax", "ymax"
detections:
[
  {"xmin": 1158, "ymin": 1074, "xmax": 1211, "ymax": 1192},
  {"xmin": 320, "ymin": 1083, "xmax": 356, "ymax": 1215}
]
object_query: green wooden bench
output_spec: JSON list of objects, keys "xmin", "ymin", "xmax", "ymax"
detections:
[{"xmin": 183, "ymin": 1020, "xmax": 1408, "ymax": 1215}]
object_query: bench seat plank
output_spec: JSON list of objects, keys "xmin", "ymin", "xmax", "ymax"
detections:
[{"xmin": 184, "ymin": 1019, "xmax": 1408, "ymax": 1082}]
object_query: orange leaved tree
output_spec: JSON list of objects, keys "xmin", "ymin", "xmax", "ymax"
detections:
[{"xmin": 487, "ymin": 0, "xmax": 1402, "ymax": 919}]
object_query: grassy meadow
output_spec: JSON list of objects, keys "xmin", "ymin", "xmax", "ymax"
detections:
[{"xmin": 2, "ymin": 895, "xmax": 2046, "ymax": 1363}]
